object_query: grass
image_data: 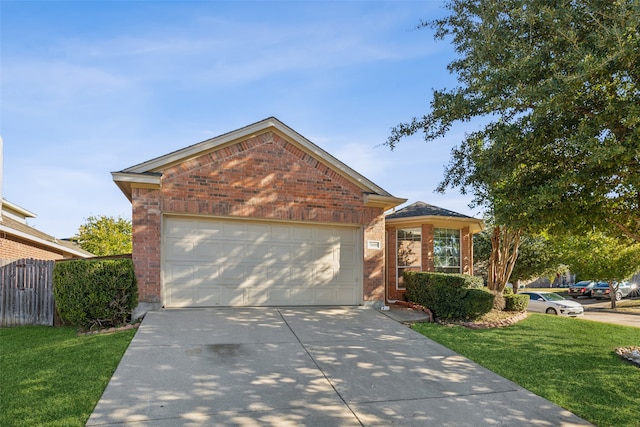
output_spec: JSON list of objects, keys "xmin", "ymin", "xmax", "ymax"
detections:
[
  {"xmin": 413, "ymin": 315, "xmax": 640, "ymax": 427},
  {"xmin": 0, "ymin": 326, "xmax": 136, "ymax": 427}
]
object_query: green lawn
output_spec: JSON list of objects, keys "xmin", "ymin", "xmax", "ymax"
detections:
[
  {"xmin": 413, "ymin": 314, "xmax": 640, "ymax": 427},
  {"xmin": 2, "ymin": 317, "xmax": 638, "ymax": 427},
  {"xmin": 0, "ymin": 326, "xmax": 136, "ymax": 427}
]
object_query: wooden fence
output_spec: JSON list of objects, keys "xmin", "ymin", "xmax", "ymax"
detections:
[{"xmin": 0, "ymin": 258, "xmax": 55, "ymax": 326}]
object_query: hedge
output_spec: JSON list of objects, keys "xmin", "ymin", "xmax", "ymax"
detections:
[
  {"xmin": 504, "ymin": 293, "xmax": 529, "ymax": 311},
  {"xmin": 53, "ymin": 258, "xmax": 137, "ymax": 330},
  {"xmin": 404, "ymin": 271, "xmax": 492, "ymax": 320}
]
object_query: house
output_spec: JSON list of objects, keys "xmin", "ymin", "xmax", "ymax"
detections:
[
  {"xmin": 113, "ymin": 117, "xmax": 483, "ymax": 313},
  {"xmin": 385, "ymin": 201, "xmax": 483, "ymax": 302},
  {"xmin": 0, "ymin": 199, "xmax": 92, "ymax": 260}
]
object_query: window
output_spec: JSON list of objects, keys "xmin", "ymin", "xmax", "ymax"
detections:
[
  {"xmin": 434, "ymin": 228, "xmax": 460, "ymax": 273},
  {"xmin": 396, "ymin": 228, "xmax": 421, "ymax": 289}
]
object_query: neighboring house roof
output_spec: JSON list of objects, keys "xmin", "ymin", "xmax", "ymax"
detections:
[
  {"xmin": 1, "ymin": 199, "xmax": 36, "ymax": 221},
  {"xmin": 112, "ymin": 117, "xmax": 406, "ymax": 210},
  {"xmin": 0, "ymin": 198, "xmax": 93, "ymax": 259},
  {"xmin": 386, "ymin": 201, "xmax": 484, "ymax": 233}
]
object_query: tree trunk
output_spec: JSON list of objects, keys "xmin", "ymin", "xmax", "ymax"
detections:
[
  {"xmin": 608, "ymin": 280, "xmax": 618, "ymax": 310},
  {"xmin": 487, "ymin": 225, "xmax": 522, "ymax": 293}
]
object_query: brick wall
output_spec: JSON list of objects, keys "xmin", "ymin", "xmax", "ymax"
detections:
[
  {"xmin": 0, "ymin": 234, "xmax": 65, "ymax": 260},
  {"xmin": 130, "ymin": 131, "xmax": 386, "ymax": 305},
  {"xmin": 385, "ymin": 224, "xmax": 475, "ymax": 302},
  {"xmin": 132, "ymin": 188, "xmax": 162, "ymax": 304}
]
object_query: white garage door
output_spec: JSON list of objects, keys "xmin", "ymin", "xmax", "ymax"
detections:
[{"xmin": 163, "ymin": 217, "xmax": 362, "ymax": 307}]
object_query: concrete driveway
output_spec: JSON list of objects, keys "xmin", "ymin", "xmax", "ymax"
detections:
[{"xmin": 87, "ymin": 307, "xmax": 591, "ymax": 426}]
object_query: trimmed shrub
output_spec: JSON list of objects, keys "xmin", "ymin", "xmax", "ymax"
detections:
[
  {"xmin": 404, "ymin": 271, "xmax": 493, "ymax": 320},
  {"xmin": 504, "ymin": 293, "xmax": 529, "ymax": 312},
  {"xmin": 462, "ymin": 289, "xmax": 495, "ymax": 319},
  {"xmin": 53, "ymin": 258, "xmax": 137, "ymax": 330}
]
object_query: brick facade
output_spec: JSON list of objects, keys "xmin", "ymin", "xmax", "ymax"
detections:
[
  {"xmin": 0, "ymin": 234, "xmax": 67, "ymax": 260},
  {"xmin": 385, "ymin": 223, "xmax": 475, "ymax": 302},
  {"xmin": 130, "ymin": 131, "xmax": 388, "ymax": 306}
]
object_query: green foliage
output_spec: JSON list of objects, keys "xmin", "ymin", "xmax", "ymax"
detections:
[
  {"xmin": 0, "ymin": 326, "xmax": 135, "ymax": 427},
  {"xmin": 53, "ymin": 259, "xmax": 137, "ymax": 330},
  {"xmin": 73, "ymin": 215, "xmax": 132, "ymax": 256},
  {"xmin": 388, "ymin": 0, "xmax": 640, "ymax": 242},
  {"xmin": 504, "ymin": 293, "xmax": 529, "ymax": 312},
  {"xmin": 404, "ymin": 271, "xmax": 491, "ymax": 320},
  {"xmin": 556, "ymin": 231, "xmax": 640, "ymax": 282},
  {"xmin": 474, "ymin": 218, "xmax": 567, "ymax": 284}
]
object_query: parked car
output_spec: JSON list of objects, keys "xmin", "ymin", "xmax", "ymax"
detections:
[
  {"xmin": 591, "ymin": 281, "xmax": 633, "ymax": 301},
  {"xmin": 568, "ymin": 280, "xmax": 600, "ymax": 298},
  {"xmin": 520, "ymin": 291, "xmax": 584, "ymax": 316}
]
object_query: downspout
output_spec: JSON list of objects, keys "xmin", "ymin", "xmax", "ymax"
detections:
[{"xmin": 385, "ymin": 226, "xmax": 398, "ymax": 306}]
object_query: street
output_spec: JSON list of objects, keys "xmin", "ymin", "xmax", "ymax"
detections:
[
  {"xmin": 581, "ymin": 310, "xmax": 640, "ymax": 328},
  {"xmin": 573, "ymin": 296, "xmax": 640, "ymax": 328}
]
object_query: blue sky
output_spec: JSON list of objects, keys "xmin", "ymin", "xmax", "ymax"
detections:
[{"xmin": 1, "ymin": 0, "xmax": 482, "ymax": 239}]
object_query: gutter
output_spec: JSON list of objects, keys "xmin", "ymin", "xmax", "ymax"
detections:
[{"xmin": 0, "ymin": 223, "xmax": 90, "ymax": 259}]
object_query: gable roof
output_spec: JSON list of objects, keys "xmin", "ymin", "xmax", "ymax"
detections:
[
  {"xmin": 386, "ymin": 201, "xmax": 484, "ymax": 233},
  {"xmin": 112, "ymin": 117, "xmax": 406, "ymax": 210},
  {"xmin": 0, "ymin": 199, "xmax": 93, "ymax": 259}
]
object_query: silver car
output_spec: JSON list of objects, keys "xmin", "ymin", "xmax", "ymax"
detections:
[{"xmin": 521, "ymin": 291, "xmax": 584, "ymax": 316}]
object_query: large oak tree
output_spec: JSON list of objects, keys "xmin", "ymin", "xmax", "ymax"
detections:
[{"xmin": 387, "ymin": 0, "xmax": 640, "ymax": 242}]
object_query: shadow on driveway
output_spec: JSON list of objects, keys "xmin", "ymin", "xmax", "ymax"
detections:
[{"xmin": 87, "ymin": 307, "xmax": 591, "ymax": 426}]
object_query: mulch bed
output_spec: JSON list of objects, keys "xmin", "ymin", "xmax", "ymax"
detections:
[
  {"xmin": 396, "ymin": 301, "xmax": 528, "ymax": 328},
  {"xmin": 77, "ymin": 322, "xmax": 141, "ymax": 336}
]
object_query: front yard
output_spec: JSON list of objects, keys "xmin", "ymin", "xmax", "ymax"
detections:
[
  {"xmin": 414, "ymin": 314, "xmax": 640, "ymax": 427},
  {"xmin": 1, "ymin": 313, "xmax": 638, "ymax": 427},
  {"xmin": 0, "ymin": 326, "xmax": 135, "ymax": 427}
]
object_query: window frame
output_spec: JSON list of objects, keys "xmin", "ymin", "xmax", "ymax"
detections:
[
  {"xmin": 396, "ymin": 227, "xmax": 422, "ymax": 290},
  {"xmin": 433, "ymin": 228, "xmax": 461, "ymax": 274}
]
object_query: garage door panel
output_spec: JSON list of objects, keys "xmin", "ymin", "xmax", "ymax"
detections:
[
  {"xmin": 335, "ymin": 267, "xmax": 357, "ymax": 284},
  {"xmin": 195, "ymin": 220, "xmax": 223, "ymax": 239},
  {"xmin": 245, "ymin": 244, "xmax": 271, "ymax": 262},
  {"xmin": 220, "ymin": 265, "xmax": 245, "ymax": 281},
  {"xmin": 165, "ymin": 286, "xmax": 194, "ymax": 307},
  {"xmin": 195, "ymin": 265, "xmax": 220, "ymax": 282},
  {"xmin": 336, "ymin": 228, "xmax": 357, "ymax": 244},
  {"xmin": 290, "ymin": 267, "xmax": 313, "ymax": 282},
  {"xmin": 244, "ymin": 267, "xmax": 272, "ymax": 287},
  {"xmin": 165, "ymin": 263, "xmax": 195, "ymax": 283},
  {"xmin": 337, "ymin": 287, "xmax": 357, "ymax": 304},
  {"xmin": 291, "ymin": 227, "xmax": 313, "ymax": 242},
  {"xmin": 246, "ymin": 223, "xmax": 270, "ymax": 241},
  {"xmin": 220, "ymin": 288, "xmax": 246, "ymax": 306},
  {"xmin": 339, "ymin": 246, "xmax": 357, "ymax": 265},
  {"xmin": 267, "ymin": 267, "xmax": 291, "ymax": 283},
  {"xmin": 193, "ymin": 287, "xmax": 222, "ymax": 306},
  {"xmin": 165, "ymin": 239, "xmax": 195, "ymax": 260},
  {"xmin": 270, "ymin": 225, "xmax": 292, "ymax": 241},
  {"xmin": 312, "ymin": 246, "xmax": 335, "ymax": 263},
  {"xmin": 165, "ymin": 218, "xmax": 196, "ymax": 238},
  {"xmin": 194, "ymin": 241, "xmax": 224, "ymax": 260},
  {"xmin": 270, "ymin": 244, "xmax": 293, "ymax": 262},
  {"xmin": 291, "ymin": 288, "xmax": 314, "ymax": 304},
  {"xmin": 163, "ymin": 217, "xmax": 362, "ymax": 307},
  {"xmin": 316, "ymin": 228, "xmax": 338, "ymax": 244},
  {"xmin": 314, "ymin": 265, "xmax": 336, "ymax": 284}
]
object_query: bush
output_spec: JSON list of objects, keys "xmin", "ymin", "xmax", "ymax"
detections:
[
  {"xmin": 504, "ymin": 293, "xmax": 529, "ymax": 312},
  {"xmin": 404, "ymin": 271, "xmax": 493, "ymax": 320},
  {"xmin": 53, "ymin": 258, "xmax": 137, "ymax": 330}
]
